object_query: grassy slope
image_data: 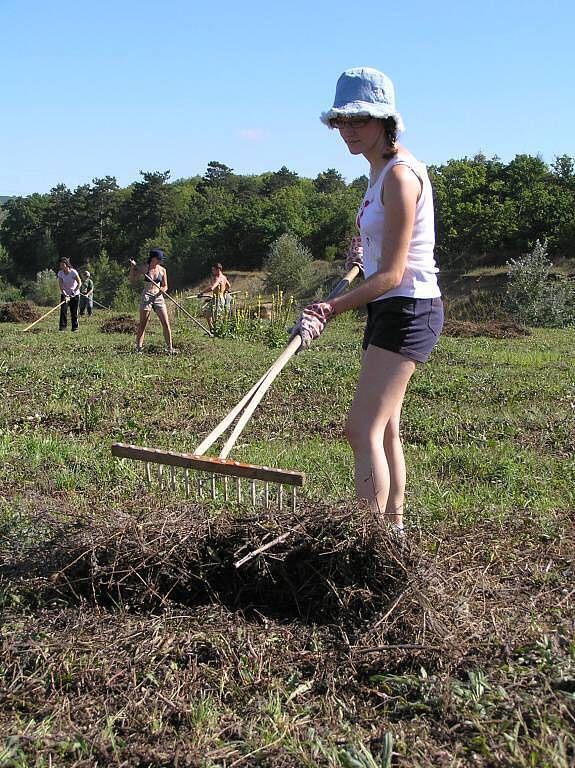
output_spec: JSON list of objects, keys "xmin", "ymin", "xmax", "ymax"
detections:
[{"xmin": 0, "ymin": 305, "xmax": 574, "ymax": 767}]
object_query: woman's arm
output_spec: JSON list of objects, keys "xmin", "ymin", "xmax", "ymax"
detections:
[
  {"xmin": 330, "ymin": 165, "xmax": 420, "ymax": 315},
  {"xmin": 160, "ymin": 267, "xmax": 168, "ymax": 293}
]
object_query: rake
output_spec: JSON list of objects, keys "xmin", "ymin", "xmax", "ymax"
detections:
[
  {"xmin": 112, "ymin": 265, "xmax": 360, "ymax": 510},
  {"xmin": 23, "ymin": 297, "xmax": 69, "ymax": 331}
]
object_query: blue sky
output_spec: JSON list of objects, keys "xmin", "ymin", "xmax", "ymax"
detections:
[{"xmin": 1, "ymin": 0, "xmax": 573, "ymax": 196}]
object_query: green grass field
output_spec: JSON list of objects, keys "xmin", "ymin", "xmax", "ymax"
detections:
[{"xmin": 1, "ymin": 305, "xmax": 574, "ymax": 767}]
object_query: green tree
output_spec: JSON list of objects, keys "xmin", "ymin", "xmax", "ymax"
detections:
[
  {"xmin": 199, "ymin": 161, "xmax": 234, "ymax": 190},
  {"xmin": 313, "ymin": 169, "xmax": 346, "ymax": 194},
  {"xmin": 91, "ymin": 250, "xmax": 132, "ymax": 307},
  {"xmin": 120, "ymin": 170, "xmax": 176, "ymax": 255},
  {"xmin": 0, "ymin": 194, "xmax": 53, "ymax": 280},
  {"xmin": 261, "ymin": 166, "xmax": 300, "ymax": 196}
]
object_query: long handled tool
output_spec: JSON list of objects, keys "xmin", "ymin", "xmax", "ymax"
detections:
[
  {"xmin": 131, "ymin": 261, "xmax": 213, "ymax": 337},
  {"xmin": 23, "ymin": 297, "xmax": 69, "ymax": 332},
  {"xmin": 92, "ymin": 298, "xmax": 111, "ymax": 311},
  {"xmin": 112, "ymin": 265, "xmax": 360, "ymax": 509}
]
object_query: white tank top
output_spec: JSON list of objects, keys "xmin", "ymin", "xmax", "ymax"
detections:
[{"xmin": 356, "ymin": 156, "xmax": 440, "ymax": 300}]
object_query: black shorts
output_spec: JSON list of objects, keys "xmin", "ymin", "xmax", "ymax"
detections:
[{"xmin": 362, "ymin": 296, "xmax": 444, "ymax": 363}]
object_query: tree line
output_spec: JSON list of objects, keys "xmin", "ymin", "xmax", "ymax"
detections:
[{"xmin": 1, "ymin": 154, "xmax": 573, "ymax": 290}]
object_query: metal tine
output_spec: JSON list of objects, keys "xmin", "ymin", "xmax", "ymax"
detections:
[
  {"xmin": 211, "ymin": 475, "xmax": 217, "ymax": 499},
  {"xmin": 278, "ymin": 484, "xmax": 283, "ymax": 511},
  {"xmin": 223, "ymin": 476, "xmax": 229, "ymax": 502},
  {"xmin": 145, "ymin": 462, "xmax": 152, "ymax": 484},
  {"xmin": 250, "ymin": 480, "xmax": 256, "ymax": 506},
  {"xmin": 157, "ymin": 464, "xmax": 164, "ymax": 490},
  {"xmin": 184, "ymin": 469, "xmax": 190, "ymax": 498},
  {"xmin": 197, "ymin": 474, "xmax": 203, "ymax": 499},
  {"xmin": 236, "ymin": 477, "xmax": 242, "ymax": 504},
  {"xmin": 170, "ymin": 466, "xmax": 177, "ymax": 491},
  {"xmin": 264, "ymin": 482, "xmax": 269, "ymax": 509},
  {"xmin": 292, "ymin": 487, "xmax": 297, "ymax": 513}
]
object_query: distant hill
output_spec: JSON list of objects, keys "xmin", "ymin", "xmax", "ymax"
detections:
[{"xmin": 0, "ymin": 196, "xmax": 12, "ymax": 205}]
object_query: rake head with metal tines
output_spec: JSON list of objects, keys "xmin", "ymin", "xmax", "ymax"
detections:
[
  {"xmin": 111, "ymin": 443, "xmax": 303, "ymax": 511},
  {"xmin": 111, "ymin": 265, "xmax": 360, "ymax": 509}
]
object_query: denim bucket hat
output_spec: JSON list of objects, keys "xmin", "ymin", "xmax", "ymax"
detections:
[
  {"xmin": 320, "ymin": 67, "xmax": 404, "ymax": 131},
  {"xmin": 148, "ymin": 248, "xmax": 165, "ymax": 263}
]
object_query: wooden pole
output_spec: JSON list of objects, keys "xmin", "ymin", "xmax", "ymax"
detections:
[
  {"xmin": 23, "ymin": 298, "xmax": 68, "ymax": 332},
  {"xmin": 218, "ymin": 265, "xmax": 360, "ymax": 459}
]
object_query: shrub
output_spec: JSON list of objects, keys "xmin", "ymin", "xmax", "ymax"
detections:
[
  {"xmin": 264, "ymin": 233, "xmax": 313, "ymax": 296},
  {"xmin": 0, "ymin": 277, "xmax": 22, "ymax": 303},
  {"xmin": 26, "ymin": 269, "xmax": 60, "ymax": 306},
  {"xmin": 92, "ymin": 251, "xmax": 135, "ymax": 308},
  {"xmin": 506, "ymin": 240, "xmax": 575, "ymax": 327},
  {"xmin": 111, "ymin": 280, "xmax": 139, "ymax": 312}
]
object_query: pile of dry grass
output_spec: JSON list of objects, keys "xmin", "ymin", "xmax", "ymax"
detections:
[
  {"xmin": 443, "ymin": 318, "xmax": 530, "ymax": 338},
  {"xmin": 2, "ymin": 502, "xmax": 573, "ymax": 765},
  {"xmin": 99, "ymin": 314, "xmax": 136, "ymax": 334},
  {"xmin": 4, "ymin": 502, "xmax": 572, "ymax": 669},
  {"xmin": 0, "ymin": 300, "xmax": 40, "ymax": 323}
]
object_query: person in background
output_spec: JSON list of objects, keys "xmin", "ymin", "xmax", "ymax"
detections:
[
  {"xmin": 57, "ymin": 257, "xmax": 82, "ymax": 331},
  {"xmin": 292, "ymin": 67, "xmax": 443, "ymax": 536},
  {"xmin": 204, "ymin": 263, "xmax": 231, "ymax": 331},
  {"xmin": 79, "ymin": 270, "xmax": 94, "ymax": 317},
  {"xmin": 129, "ymin": 248, "xmax": 177, "ymax": 354}
]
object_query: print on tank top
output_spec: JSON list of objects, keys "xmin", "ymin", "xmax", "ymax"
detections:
[{"xmin": 356, "ymin": 198, "xmax": 371, "ymax": 230}]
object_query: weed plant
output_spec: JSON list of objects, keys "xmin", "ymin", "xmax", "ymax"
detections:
[{"xmin": 211, "ymin": 289, "xmax": 295, "ymax": 347}]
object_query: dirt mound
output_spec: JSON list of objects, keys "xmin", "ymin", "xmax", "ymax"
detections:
[
  {"xmin": 99, "ymin": 314, "xmax": 136, "ymax": 334},
  {"xmin": 443, "ymin": 318, "xmax": 530, "ymax": 338},
  {"xmin": 0, "ymin": 300, "xmax": 40, "ymax": 323}
]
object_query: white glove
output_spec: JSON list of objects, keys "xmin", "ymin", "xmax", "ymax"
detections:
[{"xmin": 290, "ymin": 301, "xmax": 335, "ymax": 350}]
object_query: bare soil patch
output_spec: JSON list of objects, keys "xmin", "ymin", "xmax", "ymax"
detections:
[
  {"xmin": 99, "ymin": 314, "xmax": 136, "ymax": 334},
  {"xmin": 443, "ymin": 318, "xmax": 531, "ymax": 338}
]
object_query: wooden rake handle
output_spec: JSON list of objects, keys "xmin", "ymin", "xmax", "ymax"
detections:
[
  {"xmin": 23, "ymin": 298, "xmax": 68, "ymax": 331},
  {"xmin": 197, "ymin": 265, "xmax": 361, "ymax": 460}
]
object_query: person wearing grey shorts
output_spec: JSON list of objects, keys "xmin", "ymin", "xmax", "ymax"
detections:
[{"xmin": 129, "ymin": 249, "xmax": 177, "ymax": 354}]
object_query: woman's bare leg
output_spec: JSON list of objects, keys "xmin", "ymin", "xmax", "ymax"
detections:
[
  {"xmin": 156, "ymin": 306, "xmax": 173, "ymax": 349},
  {"xmin": 345, "ymin": 345, "xmax": 415, "ymax": 520},
  {"xmin": 136, "ymin": 310, "xmax": 151, "ymax": 349},
  {"xmin": 383, "ymin": 398, "xmax": 408, "ymax": 527}
]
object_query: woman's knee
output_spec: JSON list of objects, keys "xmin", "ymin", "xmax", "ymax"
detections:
[{"xmin": 345, "ymin": 415, "xmax": 383, "ymax": 453}]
